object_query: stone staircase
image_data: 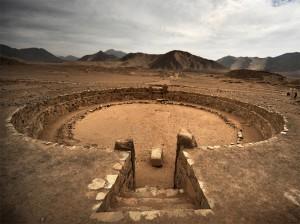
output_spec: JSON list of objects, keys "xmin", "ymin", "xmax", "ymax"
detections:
[
  {"xmin": 109, "ymin": 186, "xmax": 197, "ymax": 212},
  {"xmin": 90, "ymin": 186, "xmax": 213, "ymax": 222}
]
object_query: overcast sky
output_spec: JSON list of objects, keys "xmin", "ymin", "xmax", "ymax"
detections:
[{"xmin": 0, "ymin": 0, "xmax": 299, "ymax": 59}]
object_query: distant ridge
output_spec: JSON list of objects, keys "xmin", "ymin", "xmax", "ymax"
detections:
[
  {"xmin": 217, "ymin": 52, "xmax": 300, "ymax": 72},
  {"xmin": 79, "ymin": 50, "xmax": 117, "ymax": 61},
  {"xmin": 0, "ymin": 44, "xmax": 63, "ymax": 63},
  {"xmin": 59, "ymin": 55, "xmax": 78, "ymax": 61},
  {"xmin": 266, "ymin": 52, "xmax": 300, "ymax": 72}
]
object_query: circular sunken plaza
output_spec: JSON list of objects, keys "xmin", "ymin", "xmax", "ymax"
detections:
[{"xmin": 1, "ymin": 68, "xmax": 299, "ymax": 224}]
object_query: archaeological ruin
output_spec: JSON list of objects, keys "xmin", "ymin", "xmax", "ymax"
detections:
[{"xmin": 5, "ymin": 85, "xmax": 288, "ymax": 222}]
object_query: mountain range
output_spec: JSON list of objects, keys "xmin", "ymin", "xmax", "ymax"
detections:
[
  {"xmin": 217, "ymin": 52, "xmax": 300, "ymax": 73},
  {"xmin": 79, "ymin": 49, "xmax": 127, "ymax": 61},
  {"xmin": 120, "ymin": 50, "xmax": 225, "ymax": 72},
  {"xmin": 0, "ymin": 44, "xmax": 63, "ymax": 63},
  {"xmin": 78, "ymin": 49, "xmax": 225, "ymax": 72},
  {"xmin": 1, "ymin": 43, "xmax": 299, "ymax": 74}
]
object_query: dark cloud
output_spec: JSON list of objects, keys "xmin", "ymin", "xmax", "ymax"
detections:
[
  {"xmin": 1, "ymin": 0, "xmax": 73, "ymax": 16},
  {"xmin": 0, "ymin": 0, "xmax": 299, "ymax": 59}
]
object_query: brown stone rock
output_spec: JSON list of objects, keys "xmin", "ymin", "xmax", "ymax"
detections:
[
  {"xmin": 129, "ymin": 211, "xmax": 142, "ymax": 221},
  {"xmin": 177, "ymin": 129, "xmax": 197, "ymax": 148},
  {"xmin": 142, "ymin": 211, "xmax": 160, "ymax": 220},
  {"xmin": 88, "ymin": 178, "xmax": 106, "ymax": 190},
  {"xmin": 96, "ymin": 192, "xmax": 107, "ymax": 201},
  {"xmin": 90, "ymin": 211, "xmax": 124, "ymax": 222},
  {"xmin": 113, "ymin": 162, "xmax": 123, "ymax": 171},
  {"xmin": 92, "ymin": 202, "xmax": 102, "ymax": 211},
  {"xmin": 105, "ymin": 174, "xmax": 118, "ymax": 189}
]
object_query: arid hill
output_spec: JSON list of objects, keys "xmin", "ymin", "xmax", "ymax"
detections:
[
  {"xmin": 121, "ymin": 50, "xmax": 225, "ymax": 72},
  {"xmin": 0, "ymin": 56, "xmax": 25, "ymax": 65},
  {"xmin": 150, "ymin": 50, "xmax": 225, "ymax": 71},
  {"xmin": 105, "ymin": 49, "xmax": 127, "ymax": 58},
  {"xmin": 0, "ymin": 44, "xmax": 63, "ymax": 63},
  {"xmin": 79, "ymin": 50, "xmax": 117, "ymax": 61},
  {"xmin": 217, "ymin": 56, "xmax": 267, "ymax": 70},
  {"xmin": 265, "ymin": 52, "xmax": 300, "ymax": 72},
  {"xmin": 218, "ymin": 52, "xmax": 300, "ymax": 73}
]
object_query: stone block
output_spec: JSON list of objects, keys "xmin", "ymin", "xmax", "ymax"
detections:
[
  {"xmin": 151, "ymin": 147, "xmax": 163, "ymax": 167},
  {"xmin": 92, "ymin": 202, "xmax": 102, "ymax": 211},
  {"xmin": 129, "ymin": 211, "xmax": 142, "ymax": 221},
  {"xmin": 177, "ymin": 129, "xmax": 197, "ymax": 148},
  {"xmin": 237, "ymin": 130, "xmax": 243, "ymax": 139},
  {"xmin": 105, "ymin": 174, "xmax": 118, "ymax": 189},
  {"xmin": 96, "ymin": 192, "xmax": 107, "ymax": 201},
  {"xmin": 88, "ymin": 178, "xmax": 106, "ymax": 190},
  {"xmin": 113, "ymin": 163, "xmax": 123, "ymax": 171},
  {"xmin": 90, "ymin": 211, "xmax": 124, "ymax": 222}
]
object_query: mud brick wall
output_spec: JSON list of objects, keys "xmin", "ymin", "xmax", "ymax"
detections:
[{"xmin": 11, "ymin": 88, "xmax": 284, "ymax": 141}]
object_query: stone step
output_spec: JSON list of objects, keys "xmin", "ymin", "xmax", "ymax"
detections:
[
  {"xmin": 117, "ymin": 195, "xmax": 190, "ymax": 205},
  {"xmin": 111, "ymin": 202, "xmax": 196, "ymax": 211},
  {"xmin": 121, "ymin": 187, "xmax": 184, "ymax": 198},
  {"xmin": 112, "ymin": 196, "xmax": 196, "ymax": 211},
  {"xmin": 91, "ymin": 209, "xmax": 213, "ymax": 223}
]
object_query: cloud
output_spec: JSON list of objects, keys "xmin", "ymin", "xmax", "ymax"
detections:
[
  {"xmin": 272, "ymin": 0, "xmax": 300, "ymax": 7},
  {"xmin": 0, "ymin": 0, "xmax": 299, "ymax": 59}
]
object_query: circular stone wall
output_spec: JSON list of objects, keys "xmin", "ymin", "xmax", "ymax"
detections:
[
  {"xmin": 10, "ymin": 87, "xmax": 285, "ymax": 146},
  {"xmin": 9, "ymin": 87, "xmax": 286, "ymax": 187}
]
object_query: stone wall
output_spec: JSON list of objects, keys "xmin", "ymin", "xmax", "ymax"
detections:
[
  {"xmin": 11, "ymin": 87, "xmax": 285, "ymax": 143},
  {"xmin": 165, "ymin": 91, "xmax": 284, "ymax": 139},
  {"xmin": 98, "ymin": 151, "xmax": 135, "ymax": 212},
  {"xmin": 174, "ymin": 148, "xmax": 210, "ymax": 209}
]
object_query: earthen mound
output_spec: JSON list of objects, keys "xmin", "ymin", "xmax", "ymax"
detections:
[{"xmin": 225, "ymin": 69, "xmax": 286, "ymax": 82}]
